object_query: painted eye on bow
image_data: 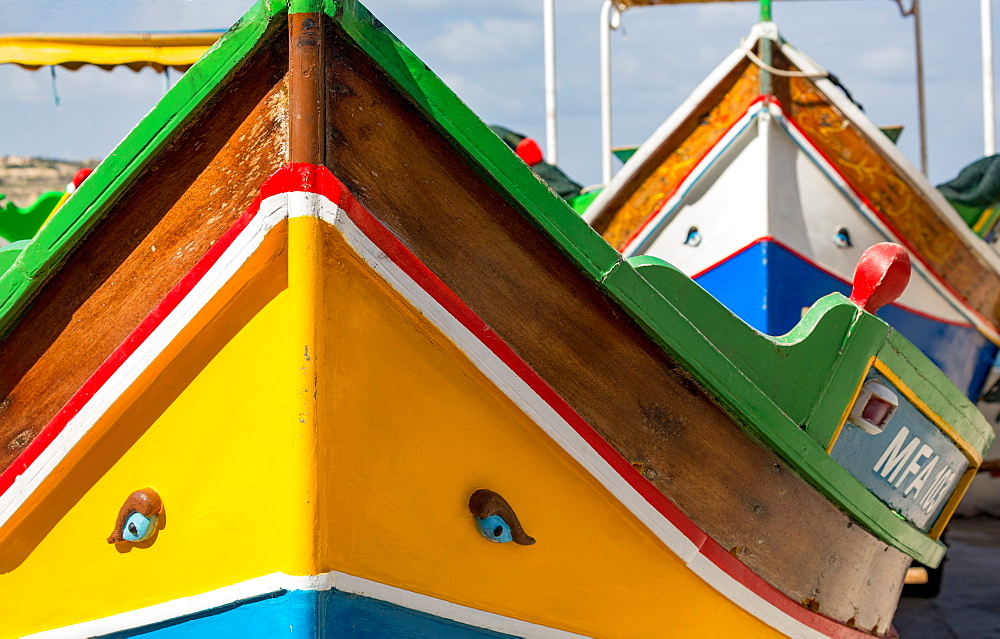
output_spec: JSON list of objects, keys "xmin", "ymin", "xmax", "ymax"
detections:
[
  {"xmin": 122, "ymin": 512, "xmax": 158, "ymax": 542},
  {"xmin": 467, "ymin": 489, "xmax": 535, "ymax": 546},
  {"xmin": 832, "ymin": 226, "xmax": 853, "ymax": 248},
  {"xmin": 108, "ymin": 488, "xmax": 164, "ymax": 545},
  {"xmin": 684, "ymin": 226, "xmax": 702, "ymax": 247}
]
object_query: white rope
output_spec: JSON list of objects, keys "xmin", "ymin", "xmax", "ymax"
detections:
[{"xmin": 741, "ymin": 42, "xmax": 826, "ymax": 79}]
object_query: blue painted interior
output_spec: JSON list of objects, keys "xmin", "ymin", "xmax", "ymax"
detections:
[
  {"xmin": 95, "ymin": 587, "xmax": 519, "ymax": 638},
  {"xmin": 695, "ymin": 240, "xmax": 998, "ymax": 399}
]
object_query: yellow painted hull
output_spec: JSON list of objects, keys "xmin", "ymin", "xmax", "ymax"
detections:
[{"xmin": 0, "ymin": 181, "xmax": 787, "ymax": 637}]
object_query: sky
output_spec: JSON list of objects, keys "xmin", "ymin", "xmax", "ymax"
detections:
[{"xmin": 0, "ymin": 0, "xmax": 995, "ymax": 193}]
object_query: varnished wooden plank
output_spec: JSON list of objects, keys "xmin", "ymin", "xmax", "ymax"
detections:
[
  {"xmin": 321, "ymin": 26, "xmax": 906, "ymax": 634},
  {"xmin": 0, "ymin": 36, "xmax": 290, "ymax": 471}
]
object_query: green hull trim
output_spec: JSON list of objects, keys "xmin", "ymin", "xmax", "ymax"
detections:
[
  {"xmin": 0, "ymin": 192, "xmax": 63, "ymax": 243},
  {"xmin": 0, "ymin": 0, "xmax": 990, "ymax": 567}
]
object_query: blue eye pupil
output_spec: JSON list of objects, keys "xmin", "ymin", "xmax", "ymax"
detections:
[
  {"xmin": 122, "ymin": 512, "xmax": 157, "ymax": 542},
  {"xmin": 475, "ymin": 515, "xmax": 513, "ymax": 543}
]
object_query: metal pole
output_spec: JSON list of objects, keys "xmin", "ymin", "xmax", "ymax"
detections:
[
  {"xmin": 983, "ymin": 0, "xmax": 996, "ymax": 156},
  {"xmin": 543, "ymin": 0, "xmax": 558, "ymax": 164},
  {"xmin": 913, "ymin": 0, "xmax": 929, "ymax": 174},
  {"xmin": 600, "ymin": 0, "xmax": 616, "ymax": 184}
]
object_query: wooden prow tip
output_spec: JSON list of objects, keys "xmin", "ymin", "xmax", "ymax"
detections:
[{"xmin": 848, "ymin": 243, "xmax": 911, "ymax": 313}]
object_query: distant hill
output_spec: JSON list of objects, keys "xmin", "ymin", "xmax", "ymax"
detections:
[{"xmin": 0, "ymin": 156, "xmax": 100, "ymax": 207}]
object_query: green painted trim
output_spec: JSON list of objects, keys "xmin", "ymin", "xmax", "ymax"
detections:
[
  {"xmin": 612, "ymin": 146, "xmax": 639, "ymax": 164},
  {"xmin": 880, "ymin": 126, "xmax": 903, "ymax": 145},
  {"xmin": 0, "ymin": 241, "xmax": 30, "ymax": 276},
  {"xmin": 760, "ymin": 0, "xmax": 772, "ymax": 21},
  {"xmin": 803, "ymin": 307, "xmax": 889, "ymax": 446},
  {"xmin": 0, "ymin": 191, "xmax": 63, "ymax": 242},
  {"xmin": 288, "ymin": 0, "xmax": 338, "ymax": 14},
  {"xmin": 568, "ymin": 190, "xmax": 601, "ymax": 216}
]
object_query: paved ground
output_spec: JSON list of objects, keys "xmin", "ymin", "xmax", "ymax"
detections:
[{"xmin": 894, "ymin": 516, "xmax": 1000, "ymax": 638}]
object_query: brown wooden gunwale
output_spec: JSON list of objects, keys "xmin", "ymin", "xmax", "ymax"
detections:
[
  {"xmin": 0, "ymin": 25, "xmax": 290, "ymax": 472},
  {"xmin": 320, "ymin": 24, "xmax": 905, "ymax": 634}
]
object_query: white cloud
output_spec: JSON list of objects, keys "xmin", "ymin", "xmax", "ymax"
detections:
[
  {"xmin": 856, "ymin": 44, "xmax": 913, "ymax": 79},
  {"xmin": 697, "ymin": 3, "xmax": 759, "ymax": 28},
  {"xmin": 427, "ymin": 17, "xmax": 538, "ymax": 66},
  {"xmin": 1, "ymin": 68, "xmax": 48, "ymax": 105}
]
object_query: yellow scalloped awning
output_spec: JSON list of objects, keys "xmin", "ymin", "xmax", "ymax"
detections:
[{"xmin": 0, "ymin": 32, "xmax": 225, "ymax": 72}]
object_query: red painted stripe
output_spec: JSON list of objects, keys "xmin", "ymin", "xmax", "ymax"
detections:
[
  {"xmin": 691, "ymin": 236, "xmax": 973, "ymax": 328},
  {"xmin": 1, "ymin": 162, "xmax": 870, "ymax": 637}
]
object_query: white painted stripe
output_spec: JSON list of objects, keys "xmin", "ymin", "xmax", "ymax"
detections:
[
  {"xmin": 329, "ymin": 572, "xmax": 587, "ymax": 638},
  {"xmin": 0, "ymin": 195, "xmax": 291, "ymax": 531},
  {"xmin": 25, "ymin": 571, "xmax": 586, "ymax": 638}
]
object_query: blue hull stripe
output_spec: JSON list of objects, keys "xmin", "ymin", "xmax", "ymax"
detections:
[
  {"xmin": 95, "ymin": 588, "xmax": 518, "ymax": 638},
  {"xmin": 696, "ymin": 240, "xmax": 998, "ymax": 399}
]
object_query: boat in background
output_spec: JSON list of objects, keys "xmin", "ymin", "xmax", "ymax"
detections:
[
  {"xmin": 0, "ymin": 1, "xmax": 991, "ymax": 636},
  {"xmin": 583, "ymin": 14, "xmax": 1000, "ymax": 403}
]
